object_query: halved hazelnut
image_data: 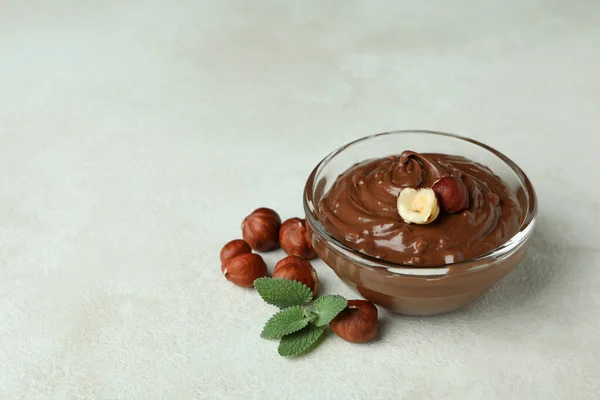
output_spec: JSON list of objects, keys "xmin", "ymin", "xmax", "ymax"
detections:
[{"xmin": 397, "ymin": 187, "xmax": 440, "ymax": 224}]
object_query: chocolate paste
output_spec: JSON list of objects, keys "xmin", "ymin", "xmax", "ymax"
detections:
[{"xmin": 319, "ymin": 151, "xmax": 523, "ymax": 266}]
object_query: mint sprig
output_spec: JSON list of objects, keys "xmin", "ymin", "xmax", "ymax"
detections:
[
  {"xmin": 261, "ymin": 306, "xmax": 313, "ymax": 339},
  {"xmin": 278, "ymin": 324, "xmax": 326, "ymax": 357},
  {"xmin": 254, "ymin": 277, "xmax": 313, "ymax": 308},
  {"xmin": 313, "ymin": 295, "xmax": 347, "ymax": 327},
  {"xmin": 254, "ymin": 277, "xmax": 348, "ymax": 357}
]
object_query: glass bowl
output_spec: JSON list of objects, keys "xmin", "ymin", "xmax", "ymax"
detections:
[{"xmin": 303, "ymin": 130, "xmax": 537, "ymax": 316}]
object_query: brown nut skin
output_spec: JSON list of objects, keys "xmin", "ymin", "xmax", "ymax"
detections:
[
  {"xmin": 279, "ymin": 218, "xmax": 316, "ymax": 259},
  {"xmin": 273, "ymin": 256, "xmax": 318, "ymax": 295},
  {"xmin": 432, "ymin": 176, "xmax": 470, "ymax": 213},
  {"xmin": 241, "ymin": 208, "xmax": 281, "ymax": 252},
  {"xmin": 221, "ymin": 253, "xmax": 268, "ymax": 288},
  {"xmin": 330, "ymin": 300, "xmax": 378, "ymax": 343},
  {"xmin": 220, "ymin": 239, "xmax": 252, "ymax": 265}
]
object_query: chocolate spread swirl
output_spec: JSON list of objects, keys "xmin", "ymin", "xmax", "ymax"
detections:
[{"xmin": 319, "ymin": 151, "xmax": 523, "ymax": 266}]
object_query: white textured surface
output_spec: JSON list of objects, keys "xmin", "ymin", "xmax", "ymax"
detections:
[{"xmin": 1, "ymin": 1, "xmax": 599, "ymax": 399}]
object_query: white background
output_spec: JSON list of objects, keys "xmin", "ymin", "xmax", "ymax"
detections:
[{"xmin": 1, "ymin": 1, "xmax": 599, "ymax": 399}]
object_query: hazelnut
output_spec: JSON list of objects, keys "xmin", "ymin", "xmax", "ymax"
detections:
[
  {"xmin": 432, "ymin": 176, "xmax": 470, "ymax": 213},
  {"xmin": 397, "ymin": 187, "xmax": 440, "ymax": 224},
  {"xmin": 273, "ymin": 255, "xmax": 318, "ymax": 295},
  {"xmin": 241, "ymin": 208, "xmax": 281, "ymax": 252},
  {"xmin": 221, "ymin": 253, "xmax": 268, "ymax": 288},
  {"xmin": 279, "ymin": 218, "xmax": 316, "ymax": 259},
  {"xmin": 220, "ymin": 239, "xmax": 252, "ymax": 265},
  {"xmin": 330, "ymin": 300, "xmax": 378, "ymax": 343}
]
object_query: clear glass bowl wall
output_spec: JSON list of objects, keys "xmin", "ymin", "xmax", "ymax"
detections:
[{"xmin": 304, "ymin": 131, "xmax": 537, "ymax": 315}]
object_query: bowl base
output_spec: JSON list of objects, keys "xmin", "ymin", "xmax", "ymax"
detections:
[{"xmin": 344, "ymin": 280, "xmax": 489, "ymax": 316}]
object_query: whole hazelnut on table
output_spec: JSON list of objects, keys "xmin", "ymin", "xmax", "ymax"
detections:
[
  {"xmin": 279, "ymin": 218, "xmax": 316, "ymax": 259},
  {"xmin": 273, "ymin": 255, "xmax": 319, "ymax": 295},
  {"xmin": 221, "ymin": 253, "xmax": 268, "ymax": 288},
  {"xmin": 330, "ymin": 300, "xmax": 378, "ymax": 343},
  {"xmin": 220, "ymin": 239, "xmax": 252, "ymax": 265},
  {"xmin": 432, "ymin": 176, "xmax": 469, "ymax": 213},
  {"xmin": 242, "ymin": 208, "xmax": 281, "ymax": 252}
]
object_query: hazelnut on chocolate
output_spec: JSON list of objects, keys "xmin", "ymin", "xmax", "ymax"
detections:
[
  {"xmin": 432, "ymin": 176, "xmax": 469, "ymax": 213},
  {"xmin": 397, "ymin": 188, "xmax": 440, "ymax": 224}
]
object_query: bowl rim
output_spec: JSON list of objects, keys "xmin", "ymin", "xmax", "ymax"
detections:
[{"xmin": 303, "ymin": 129, "xmax": 538, "ymax": 273}]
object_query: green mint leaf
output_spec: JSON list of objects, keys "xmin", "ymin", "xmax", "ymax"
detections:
[
  {"xmin": 305, "ymin": 309, "xmax": 319, "ymax": 324},
  {"xmin": 313, "ymin": 295, "xmax": 347, "ymax": 327},
  {"xmin": 278, "ymin": 324, "xmax": 326, "ymax": 357},
  {"xmin": 254, "ymin": 277, "xmax": 313, "ymax": 308},
  {"xmin": 261, "ymin": 306, "xmax": 310, "ymax": 339}
]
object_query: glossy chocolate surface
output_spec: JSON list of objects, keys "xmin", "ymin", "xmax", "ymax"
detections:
[{"xmin": 319, "ymin": 151, "xmax": 523, "ymax": 266}]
